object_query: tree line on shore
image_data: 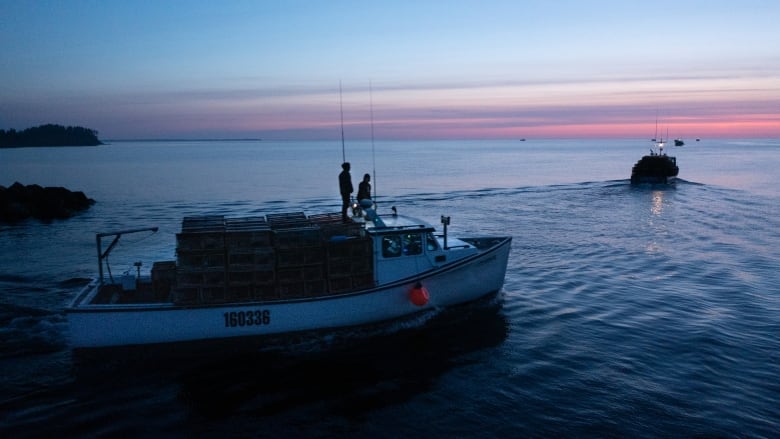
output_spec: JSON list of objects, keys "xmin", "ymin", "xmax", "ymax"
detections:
[{"xmin": 0, "ymin": 124, "xmax": 102, "ymax": 147}]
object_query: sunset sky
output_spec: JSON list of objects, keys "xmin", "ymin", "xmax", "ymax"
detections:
[{"xmin": 2, "ymin": 1, "xmax": 779, "ymax": 140}]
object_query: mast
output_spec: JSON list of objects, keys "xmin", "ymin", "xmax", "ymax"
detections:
[
  {"xmin": 662, "ymin": 127, "xmax": 668, "ymax": 154},
  {"xmin": 369, "ymin": 80, "xmax": 377, "ymax": 204},
  {"xmin": 340, "ymin": 81, "xmax": 346, "ymax": 163},
  {"xmin": 654, "ymin": 114, "xmax": 658, "ymax": 142}
]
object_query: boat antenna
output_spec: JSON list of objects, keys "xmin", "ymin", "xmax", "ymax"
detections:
[
  {"xmin": 654, "ymin": 112, "xmax": 658, "ymax": 143},
  {"xmin": 662, "ymin": 127, "xmax": 669, "ymax": 155},
  {"xmin": 369, "ymin": 79, "xmax": 377, "ymax": 205},
  {"xmin": 340, "ymin": 80, "xmax": 346, "ymax": 163}
]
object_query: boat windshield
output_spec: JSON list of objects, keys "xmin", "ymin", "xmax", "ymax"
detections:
[
  {"xmin": 426, "ymin": 232, "xmax": 438, "ymax": 251},
  {"xmin": 381, "ymin": 233, "xmax": 423, "ymax": 258}
]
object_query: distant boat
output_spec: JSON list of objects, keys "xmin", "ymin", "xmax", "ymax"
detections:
[
  {"xmin": 631, "ymin": 152, "xmax": 678, "ymax": 184},
  {"xmin": 674, "ymin": 139, "xmax": 685, "ymax": 146},
  {"xmin": 696, "ymin": 138, "xmax": 701, "ymax": 142},
  {"xmin": 631, "ymin": 124, "xmax": 679, "ymax": 184}
]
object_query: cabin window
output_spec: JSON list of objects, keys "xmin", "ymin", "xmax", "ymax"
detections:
[
  {"xmin": 403, "ymin": 233, "xmax": 422, "ymax": 255},
  {"xmin": 382, "ymin": 233, "xmax": 423, "ymax": 258},
  {"xmin": 426, "ymin": 232, "xmax": 438, "ymax": 251},
  {"xmin": 382, "ymin": 235, "xmax": 402, "ymax": 258}
]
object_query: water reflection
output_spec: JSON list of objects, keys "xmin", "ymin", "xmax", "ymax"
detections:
[
  {"xmin": 182, "ymin": 300, "xmax": 508, "ymax": 418},
  {"xmin": 643, "ymin": 189, "xmax": 667, "ymax": 254},
  {"xmin": 650, "ymin": 190, "xmax": 665, "ymax": 216},
  {"xmin": 70, "ymin": 296, "xmax": 508, "ymax": 419}
]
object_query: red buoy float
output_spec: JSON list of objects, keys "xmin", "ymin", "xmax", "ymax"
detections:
[{"xmin": 409, "ymin": 282, "xmax": 429, "ymax": 306}]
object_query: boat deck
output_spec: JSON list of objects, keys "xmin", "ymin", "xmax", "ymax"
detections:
[{"xmin": 72, "ymin": 210, "xmax": 511, "ymax": 311}]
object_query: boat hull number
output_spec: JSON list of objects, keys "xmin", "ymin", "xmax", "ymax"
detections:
[{"xmin": 223, "ymin": 310, "xmax": 270, "ymax": 328}]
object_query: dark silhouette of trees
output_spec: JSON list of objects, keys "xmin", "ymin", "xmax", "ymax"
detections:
[{"xmin": 0, "ymin": 124, "xmax": 102, "ymax": 147}]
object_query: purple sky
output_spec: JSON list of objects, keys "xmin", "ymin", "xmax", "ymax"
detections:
[{"xmin": 2, "ymin": 1, "xmax": 779, "ymax": 139}]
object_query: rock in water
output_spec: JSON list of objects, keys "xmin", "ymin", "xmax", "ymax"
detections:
[{"xmin": 0, "ymin": 182, "xmax": 95, "ymax": 222}]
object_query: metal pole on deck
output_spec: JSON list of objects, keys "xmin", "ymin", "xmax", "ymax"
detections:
[
  {"xmin": 441, "ymin": 215, "xmax": 450, "ymax": 250},
  {"xmin": 95, "ymin": 227, "xmax": 158, "ymax": 284},
  {"xmin": 97, "ymin": 234, "xmax": 104, "ymax": 283}
]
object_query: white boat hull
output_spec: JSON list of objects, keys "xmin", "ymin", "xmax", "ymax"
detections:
[{"xmin": 67, "ymin": 238, "xmax": 510, "ymax": 348}]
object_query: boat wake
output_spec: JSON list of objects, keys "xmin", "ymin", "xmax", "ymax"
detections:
[{"xmin": 0, "ymin": 303, "xmax": 67, "ymax": 357}]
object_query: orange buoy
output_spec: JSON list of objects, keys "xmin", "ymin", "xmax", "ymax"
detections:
[{"xmin": 409, "ymin": 283, "xmax": 429, "ymax": 306}]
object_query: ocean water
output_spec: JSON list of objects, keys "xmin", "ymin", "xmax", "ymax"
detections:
[{"xmin": 1, "ymin": 139, "xmax": 779, "ymax": 437}]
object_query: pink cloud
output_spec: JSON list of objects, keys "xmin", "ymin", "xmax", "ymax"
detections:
[{"xmin": 4, "ymin": 78, "xmax": 778, "ymax": 139}]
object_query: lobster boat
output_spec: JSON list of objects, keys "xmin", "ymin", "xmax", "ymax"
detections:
[
  {"xmin": 631, "ymin": 137, "xmax": 679, "ymax": 185},
  {"xmin": 66, "ymin": 204, "xmax": 512, "ymax": 348}
]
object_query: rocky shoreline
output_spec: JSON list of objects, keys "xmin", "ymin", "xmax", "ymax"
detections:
[{"xmin": 0, "ymin": 182, "xmax": 95, "ymax": 223}]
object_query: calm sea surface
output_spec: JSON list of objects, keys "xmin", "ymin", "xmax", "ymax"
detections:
[{"xmin": 1, "ymin": 139, "xmax": 779, "ymax": 437}]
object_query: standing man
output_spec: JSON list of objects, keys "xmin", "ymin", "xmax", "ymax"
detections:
[{"xmin": 339, "ymin": 162, "xmax": 353, "ymax": 222}]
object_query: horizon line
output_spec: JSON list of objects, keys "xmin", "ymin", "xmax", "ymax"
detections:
[{"xmin": 102, "ymin": 135, "xmax": 776, "ymax": 143}]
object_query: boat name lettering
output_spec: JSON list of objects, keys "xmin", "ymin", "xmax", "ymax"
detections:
[{"xmin": 223, "ymin": 310, "xmax": 271, "ymax": 328}]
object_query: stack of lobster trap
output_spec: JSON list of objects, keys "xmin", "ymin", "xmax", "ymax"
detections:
[
  {"xmin": 309, "ymin": 213, "xmax": 374, "ymax": 294},
  {"xmin": 174, "ymin": 216, "xmax": 228, "ymax": 303},
  {"xmin": 171, "ymin": 212, "xmax": 374, "ymax": 304},
  {"xmin": 224, "ymin": 216, "xmax": 275, "ymax": 300}
]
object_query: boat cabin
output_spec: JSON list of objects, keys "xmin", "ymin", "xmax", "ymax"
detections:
[{"xmin": 364, "ymin": 213, "xmax": 477, "ymax": 284}]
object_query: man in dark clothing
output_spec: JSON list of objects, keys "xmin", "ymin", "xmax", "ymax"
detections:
[
  {"xmin": 357, "ymin": 173, "xmax": 371, "ymax": 202},
  {"xmin": 339, "ymin": 162, "xmax": 353, "ymax": 222}
]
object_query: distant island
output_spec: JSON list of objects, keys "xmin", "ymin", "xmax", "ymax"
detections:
[{"xmin": 0, "ymin": 124, "xmax": 102, "ymax": 147}]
